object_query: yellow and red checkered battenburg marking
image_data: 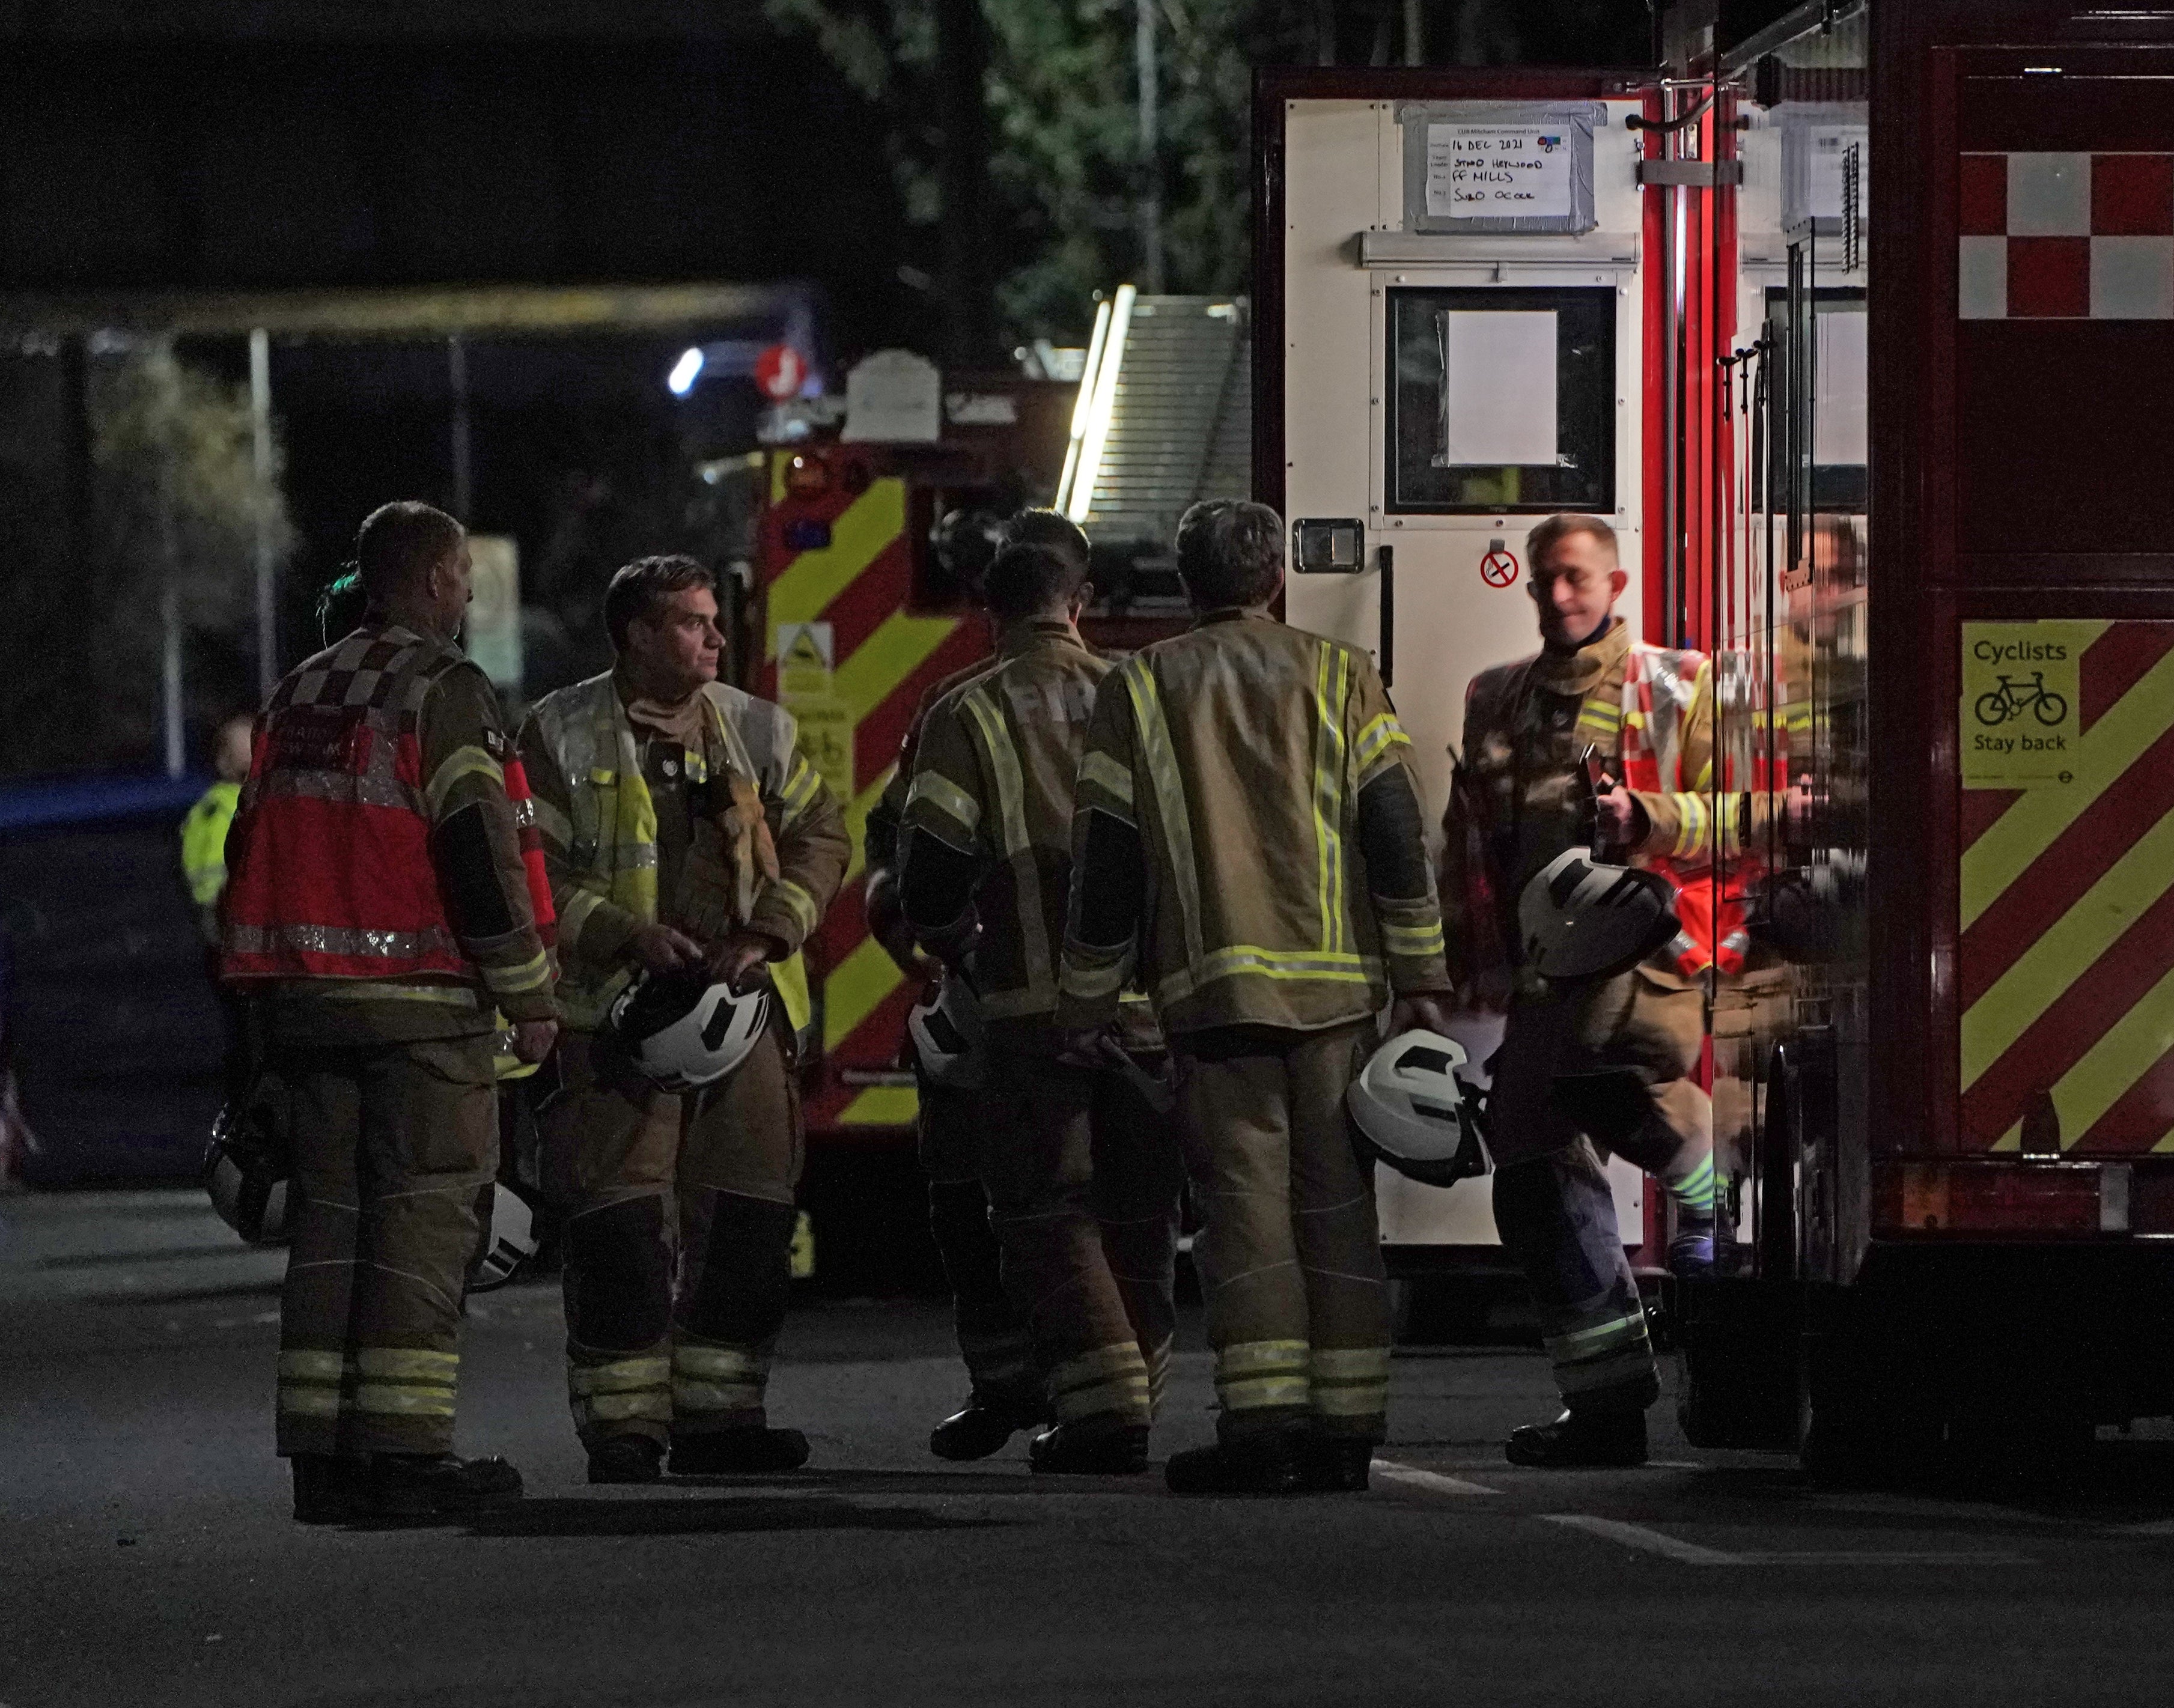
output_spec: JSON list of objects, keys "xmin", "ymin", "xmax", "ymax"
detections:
[
  {"xmin": 1959, "ymin": 621, "xmax": 2174, "ymax": 1153},
  {"xmin": 757, "ymin": 454, "xmax": 986, "ymax": 1131}
]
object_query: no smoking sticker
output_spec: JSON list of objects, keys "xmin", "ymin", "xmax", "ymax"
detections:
[{"xmin": 1481, "ymin": 546, "xmax": 1520, "ymax": 588}]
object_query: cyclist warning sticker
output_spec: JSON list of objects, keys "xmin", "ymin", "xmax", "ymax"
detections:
[{"xmin": 1961, "ymin": 621, "xmax": 2090, "ymax": 788}]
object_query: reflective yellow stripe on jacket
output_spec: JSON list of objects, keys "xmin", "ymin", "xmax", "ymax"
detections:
[{"xmin": 957, "ymin": 682, "xmax": 1056, "ymax": 1020}]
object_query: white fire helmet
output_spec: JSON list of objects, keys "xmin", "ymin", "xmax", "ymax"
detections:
[
  {"xmin": 909, "ymin": 973, "xmax": 986, "ymax": 1091},
  {"xmin": 606, "ymin": 970, "xmax": 771, "ymax": 1092},
  {"xmin": 1346, "ymin": 1030, "xmax": 1491, "ymax": 1190},
  {"xmin": 469, "ymin": 1184, "xmax": 540, "ymax": 1292},
  {"xmin": 1517, "ymin": 848, "xmax": 1681, "ymax": 982},
  {"xmin": 204, "ymin": 1092, "xmax": 291, "ymax": 1246}
]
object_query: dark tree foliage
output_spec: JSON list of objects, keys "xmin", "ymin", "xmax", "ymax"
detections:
[{"xmin": 766, "ymin": 1, "xmax": 1649, "ymax": 348}]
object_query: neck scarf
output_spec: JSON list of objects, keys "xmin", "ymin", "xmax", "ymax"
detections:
[{"xmin": 617, "ymin": 671, "xmax": 707, "ymax": 746}]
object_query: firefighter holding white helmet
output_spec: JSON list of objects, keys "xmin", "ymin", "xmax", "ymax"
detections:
[
  {"xmin": 517, "ymin": 555, "xmax": 848, "ymax": 1485},
  {"xmin": 1442, "ymin": 512, "xmax": 1773, "ymax": 1469},
  {"xmin": 220, "ymin": 501, "xmax": 560, "ymax": 1524}
]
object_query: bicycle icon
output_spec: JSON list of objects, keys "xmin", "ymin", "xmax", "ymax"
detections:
[{"xmin": 1974, "ymin": 672, "xmax": 2068, "ymax": 728}]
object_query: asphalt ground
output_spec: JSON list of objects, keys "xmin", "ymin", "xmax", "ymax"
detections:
[{"xmin": 8, "ymin": 1190, "xmax": 2174, "ymax": 1707}]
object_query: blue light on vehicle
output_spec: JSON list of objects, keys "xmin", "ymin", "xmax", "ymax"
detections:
[{"xmin": 667, "ymin": 347, "xmax": 705, "ymax": 396}]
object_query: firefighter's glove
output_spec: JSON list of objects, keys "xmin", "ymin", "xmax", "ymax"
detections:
[{"xmin": 916, "ymin": 906, "xmax": 982, "ymax": 973}]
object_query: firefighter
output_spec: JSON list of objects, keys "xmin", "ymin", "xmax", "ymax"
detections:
[
  {"xmin": 517, "ymin": 555, "xmax": 849, "ymax": 1485},
  {"xmin": 220, "ymin": 500, "xmax": 559, "ymax": 1524},
  {"xmin": 863, "ymin": 509, "xmax": 1093, "ymax": 1460},
  {"xmin": 1440, "ymin": 511, "xmax": 1756, "ymax": 1469},
  {"xmin": 898, "ymin": 542, "xmax": 1184, "ymax": 1474},
  {"xmin": 1057, "ymin": 499, "xmax": 1455, "ymax": 1495}
]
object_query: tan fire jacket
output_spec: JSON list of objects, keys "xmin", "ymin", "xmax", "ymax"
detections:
[
  {"xmin": 518, "ymin": 672, "xmax": 849, "ymax": 1032},
  {"xmin": 1055, "ymin": 609, "xmax": 1451, "ymax": 1037},
  {"xmin": 900, "ymin": 620, "xmax": 1109, "ymax": 1026},
  {"xmin": 1441, "ymin": 618, "xmax": 1768, "ymax": 986}
]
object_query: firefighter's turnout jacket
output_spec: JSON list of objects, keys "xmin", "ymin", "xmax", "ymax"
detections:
[
  {"xmin": 517, "ymin": 671, "xmax": 848, "ymax": 1447},
  {"xmin": 863, "ymin": 651, "xmax": 996, "ymax": 882},
  {"xmin": 1054, "ymin": 607, "xmax": 1451, "ymax": 1448},
  {"xmin": 902, "ymin": 619, "xmax": 1112, "ymax": 1027},
  {"xmin": 1442, "ymin": 616, "xmax": 1752, "ymax": 987},
  {"xmin": 219, "ymin": 618, "xmax": 558, "ymax": 1459},
  {"xmin": 517, "ymin": 672, "xmax": 849, "ymax": 1037},
  {"xmin": 899, "ymin": 618, "xmax": 1181, "ymax": 1432},
  {"xmin": 1056, "ymin": 609, "xmax": 1452, "ymax": 1036}
]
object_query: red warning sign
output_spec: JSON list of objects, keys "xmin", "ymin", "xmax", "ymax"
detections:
[
  {"xmin": 756, "ymin": 344, "xmax": 808, "ymax": 401},
  {"xmin": 1480, "ymin": 546, "xmax": 1520, "ymax": 588}
]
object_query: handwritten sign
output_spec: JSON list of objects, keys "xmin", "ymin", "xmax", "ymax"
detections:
[{"xmin": 1425, "ymin": 126, "xmax": 1575, "ymax": 220}]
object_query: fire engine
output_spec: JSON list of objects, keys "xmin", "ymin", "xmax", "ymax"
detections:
[{"xmin": 1261, "ymin": 0, "xmax": 2174, "ymax": 1460}]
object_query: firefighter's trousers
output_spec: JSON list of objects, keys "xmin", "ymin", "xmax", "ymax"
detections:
[
  {"xmin": 981, "ymin": 1046, "xmax": 1184, "ymax": 1430},
  {"xmin": 1493, "ymin": 1141, "xmax": 1658, "ymax": 1412},
  {"xmin": 1488, "ymin": 968, "xmax": 1708, "ymax": 1411},
  {"xmin": 1171, "ymin": 1021, "xmax": 1391, "ymax": 1444},
  {"xmin": 916, "ymin": 1066, "xmax": 1035, "ymax": 1406},
  {"xmin": 273, "ymin": 1033, "xmax": 496, "ymax": 1459},
  {"xmin": 540, "ymin": 1023, "xmax": 802, "ymax": 1447}
]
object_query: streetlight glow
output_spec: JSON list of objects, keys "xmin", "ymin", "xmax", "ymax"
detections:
[{"xmin": 667, "ymin": 347, "xmax": 705, "ymax": 396}]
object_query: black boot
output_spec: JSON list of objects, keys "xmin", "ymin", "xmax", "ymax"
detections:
[
  {"xmin": 586, "ymin": 1434, "xmax": 665, "ymax": 1485},
  {"xmin": 930, "ymin": 1390, "xmax": 1044, "ymax": 1462},
  {"xmin": 365, "ymin": 1453, "xmax": 525, "ymax": 1519},
  {"xmin": 1299, "ymin": 1436, "xmax": 1376, "ymax": 1494},
  {"xmin": 290, "ymin": 1454, "xmax": 370, "ymax": 1524},
  {"xmin": 1165, "ymin": 1432, "xmax": 1309, "ymax": 1496},
  {"xmin": 1505, "ymin": 1406, "xmax": 1649, "ymax": 1468},
  {"xmin": 668, "ymin": 1425, "xmax": 811, "ymax": 1475},
  {"xmin": 1028, "ymin": 1422, "xmax": 1150, "ymax": 1476}
]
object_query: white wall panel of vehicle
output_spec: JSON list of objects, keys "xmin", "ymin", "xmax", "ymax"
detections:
[{"xmin": 1282, "ymin": 99, "xmax": 1647, "ymax": 836}]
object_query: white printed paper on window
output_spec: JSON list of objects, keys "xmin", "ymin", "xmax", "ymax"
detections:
[
  {"xmin": 1436, "ymin": 311, "xmax": 1560, "ymax": 468},
  {"xmin": 1425, "ymin": 127, "xmax": 1577, "ymax": 222},
  {"xmin": 1813, "ymin": 308, "xmax": 1869, "ymax": 468}
]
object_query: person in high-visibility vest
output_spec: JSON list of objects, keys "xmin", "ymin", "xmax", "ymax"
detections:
[
  {"xmin": 1439, "ymin": 511, "xmax": 1779, "ymax": 1471},
  {"xmin": 899, "ymin": 541, "xmax": 1184, "ymax": 1476},
  {"xmin": 180, "ymin": 712, "xmax": 255, "ymax": 945},
  {"xmin": 221, "ymin": 500, "xmax": 561, "ymax": 1524},
  {"xmin": 183, "ymin": 711, "xmax": 261, "ymax": 1099},
  {"xmin": 517, "ymin": 553, "xmax": 849, "ymax": 1486},
  {"xmin": 1056, "ymin": 500, "xmax": 1455, "ymax": 1496}
]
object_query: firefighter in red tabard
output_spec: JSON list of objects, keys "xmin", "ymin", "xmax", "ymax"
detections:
[{"xmin": 222, "ymin": 501, "xmax": 560, "ymax": 1525}]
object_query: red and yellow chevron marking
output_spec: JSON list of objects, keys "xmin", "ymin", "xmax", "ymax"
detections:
[
  {"xmin": 758, "ymin": 452, "xmax": 987, "ymax": 1131},
  {"xmin": 1959, "ymin": 619, "xmax": 2174, "ymax": 1153}
]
